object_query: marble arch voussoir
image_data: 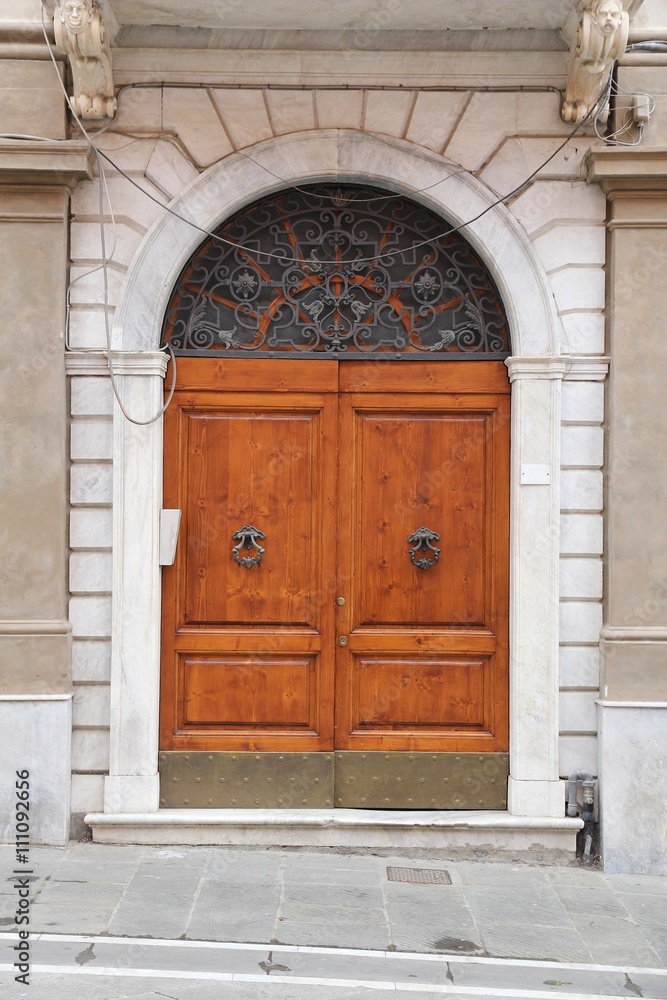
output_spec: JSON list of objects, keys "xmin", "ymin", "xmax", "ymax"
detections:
[{"xmin": 112, "ymin": 129, "xmax": 559, "ymax": 357}]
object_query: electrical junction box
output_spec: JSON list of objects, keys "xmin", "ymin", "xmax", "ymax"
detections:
[
  {"xmin": 159, "ymin": 509, "xmax": 181, "ymax": 565},
  {"xmin": 521, "ymin": 464, "xmax": 551, "ymax": 485}
]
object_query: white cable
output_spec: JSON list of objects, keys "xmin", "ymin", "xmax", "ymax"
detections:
[
  {"xmin": 95, "ymin": 151, "xmax": 177, "ymax": 424},
  {"xmin": 38, "ymin": 4, "xmax": 615, "ymax": 406},
  {"xmin": 40, "ymin": 10, "xmax": 604, "ymax": 268},
  {"xmin": 40, "ymin": 6, "xmax": 176, "ymax": 427},
  {"xmin": 94, "ymin": 108, "xmax": 601, "ymax": 268}
]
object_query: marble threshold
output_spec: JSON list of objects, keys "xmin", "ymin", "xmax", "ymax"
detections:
[{"xmin": 85, "ymin": 808, "xmax": 583, "ymax": 851}]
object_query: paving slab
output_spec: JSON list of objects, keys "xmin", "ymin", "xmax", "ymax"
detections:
[
  {"xmin": 567, "ymin": 913, "xmax": 662, "ymax": 967},
  {"xmin": 556, "ymin": 887, "xmax": 633, "ymax": 919},
  {"xmin": 452, "ymin": 862, "xmax": 553, "ymax": 888},
  {"xmin": 614, "ymin": 892, "xmax": 667, "ymax": 927},
  {"xmin": 1, "ymin": 843, "xmax": 666, "ymax": 977},
  {"xmin": 605, "ymin": 874, "xmax": 667, "ymax": 896},
  {"xmin": 273, "ymin": 920, "xmax": 391, "ymax": 950},
  {"xmin": 26, "ymin": 903, "xmax": 115, "ymax": 936},
  {"xmin": 466, "ymin": 885, "xmax": 576, "ymax": 929},
  {"xmin": 639, "ymin": 925, "xmax": 667, "ymax": 964},
  {"xmin": 478, "ymin": 922, "xmax": 594, "ymax": 963},
  {"xmin": 284, "ymin": 864, "xmax": 382, "ymax": 886}
]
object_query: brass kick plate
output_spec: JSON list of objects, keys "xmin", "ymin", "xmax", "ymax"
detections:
[
  {"xmin": 159, "ymin": 751, "xmax": 508, "ymax": 809},
  {"xmin": 334, "ymin": 752, "xmax": 508, "ymax": 809},
  {"xmin": 159, "ymin": 752, "xmax": 334, "ymax": 808}
]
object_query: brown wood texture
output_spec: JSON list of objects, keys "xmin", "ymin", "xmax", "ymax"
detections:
[
  {"xmin": 335, "ymin": 363, "xmax": 510, "ymax": 752},
  {"xmin": 160, "ymin": 360, "xmax": 509, "ymax": 754},
  {"xmin": 160, "ymin": 367, "xmax": 338, "ymax": 750}
]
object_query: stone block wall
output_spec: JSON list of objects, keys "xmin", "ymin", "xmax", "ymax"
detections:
[
  {"xmin": 64, "ymin": 65, "xmax": 608, "ymax": 821},
  {"xmin": 68, "ymin": 375, "xmax": 114, "ymax": 817}
]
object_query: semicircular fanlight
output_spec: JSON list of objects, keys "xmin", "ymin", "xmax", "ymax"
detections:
[{"xmin": 162, "ymin": 184, "xmax": 510, "ymax": 359}]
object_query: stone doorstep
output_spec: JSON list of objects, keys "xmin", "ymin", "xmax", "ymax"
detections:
[{"xmin": 84, "ymin": 809, "xmax": 582, "ymax": 852}]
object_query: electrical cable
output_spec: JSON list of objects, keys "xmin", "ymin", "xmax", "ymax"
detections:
[
  {"xmin": 94, "ymin": 101, "xmax": 601, "ymax": 268},
  {"xmin": 41, "ymin": 5, "xmax": 176, "ymax": 427},
  {"xmin": 595, "ymin": 75, "xmax": 652, "ymax": 146},
  {"xmin": 34, "ymin": 8, "xmax": 630, "ymax": 416}
]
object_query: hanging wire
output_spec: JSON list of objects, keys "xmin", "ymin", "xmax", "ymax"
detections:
[
  {"xmin": 41, "ymin": 6, "xmax": 176, "ymax": 427},
  {"xmin": 35, "ymin": 5, "xmax": 640, "ymax": 417}
]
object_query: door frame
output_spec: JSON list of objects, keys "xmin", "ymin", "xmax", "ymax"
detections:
[{"xmin": 98, "ymin": 129, "xmax": 604, "ymax": 820}]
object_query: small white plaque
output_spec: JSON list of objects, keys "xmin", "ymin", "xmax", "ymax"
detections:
[
  {"xmin": 521, "ymin": 464, "xmax": 551, "ymax": 485},
  {"xmin": 159, "ymin": 509, "xmax": 181, "ymax": 565}
]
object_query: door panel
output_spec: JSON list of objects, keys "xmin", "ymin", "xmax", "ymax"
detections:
[
  {"xmin": 334, "ymin": 365, "xmax": 510, "ymax": 752},
  {"xmin": 160, "ymin": 367, "xmax": 338, "ymax": 751},
  {"xmin": 354, "ymin": 409, "xmax": 488, "ymax": 626},
  {"xmin": 160, "ymin": 358, "xmax": 509, "ymax": 772},
  {"xmin": 179, "ymin": 654, "xmax": 320, "ymax": 733},
  {"xmin": 348, "ymin": 654, "xmax": 492, "ymax": 734},
  {"xmin": 182, "ymin": 407, "xmax": 321, "ymax": 627}
]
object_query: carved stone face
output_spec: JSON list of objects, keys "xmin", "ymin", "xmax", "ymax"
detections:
[
  {"xmin": 60, "ymin": 0, "xmax": 92, "ymax": 33},
  {"xmin": 592, "ymin": 0, "xmax": 623, "ymax": 36}
]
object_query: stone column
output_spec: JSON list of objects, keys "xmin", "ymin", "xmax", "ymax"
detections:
[
  {"xmin": 104, "ymin": 351, "xmax": 168, "ymax": 815},
  {"xmin": 505, "ymin": 358, "xmax": 566, "ymax": 818},
  {"xmin": 0, "ymin": 141, "xmax": 94, "ymax": 845},
  {"xmin": 586, "ymin": 145, "xmax": 667, "ymax": 875}
]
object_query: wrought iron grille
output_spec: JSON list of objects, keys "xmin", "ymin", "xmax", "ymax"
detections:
[{"xmin": 162, "ymin": 185, "xmax": 510, "ymax": 359}]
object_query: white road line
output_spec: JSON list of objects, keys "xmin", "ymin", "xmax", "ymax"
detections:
[
  {"xmin": 20, "ymin": 965, "xmax": 659, "ymax": 999},
  {"xmin": 0, "ymin": 932, "xmax": 664, "ymax": 978}
]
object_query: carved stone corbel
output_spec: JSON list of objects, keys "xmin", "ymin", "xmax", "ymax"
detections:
[
  {"xmin": 54, "ymin": 0, "xmax": 117, "ymax": 120},
  {"xmin": 562, "ymin": 0, "xmax": 629, "ymax": 125}
]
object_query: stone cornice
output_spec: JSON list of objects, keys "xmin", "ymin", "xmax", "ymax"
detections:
[
  {"xmin": 562, "ymin": 355, "xmax": 610, "ymax": 381},
  {"xmin": 601, "ymin": 625, "xmax": 667, "ymax": 641},
  {"xmin": 0, "ymin": 140, "xmax": 94, "ymax": 188},
  {"xmin": 0, "ymin": 619, "xmax": 72, "ymax": 635},
  {"xmin": 585, "ymin": 145, "xmax": 667, "ymax": 193},
  {"xmin": 66, "ymin": 350, "xmax": 169, "ymax": 378},
  {"xmin": 505, "ymin": 356, "xmax": 609, "ymax": 382},
  {"xmin": 506, "ymin": 356, "xmax": 569, "ymax": 381}
]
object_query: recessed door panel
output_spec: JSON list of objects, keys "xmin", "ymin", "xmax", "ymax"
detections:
[
  {"xmin": 179, "ymin": 654, "xmax": 319, "ymax": 733},
  {"xmin": 355, "ymin": 411, "xmax": 488, "ymax": 626},
  {"xmin": 182, "ymin": 409, "xmax": 320, "ymax": 627},
  {"xmin": 348, "ymin": 655, "xmax": 492, "ymax": 735}
]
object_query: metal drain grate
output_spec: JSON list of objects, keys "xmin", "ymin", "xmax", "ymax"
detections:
[{"xmin": 386, "ymin": 866, "xmax": 452, "ymax": 885}]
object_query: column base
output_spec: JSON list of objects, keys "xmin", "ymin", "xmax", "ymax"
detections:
[
  {"xmin": 104, "ymin": 774, "xmax": 160, "ymax": 814},
  {"xmin": 507, "ymin": 777, "xmax": 566, "ymax": 818}
]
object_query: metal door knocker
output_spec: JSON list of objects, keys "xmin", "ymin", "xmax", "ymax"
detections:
[
  {"xmin": 408, "ymin": 527, "xmax": 441, "ymax": 570},
  {"xmin": 232, "ymin": 525, "xmax": 266, "ymax": 568}
]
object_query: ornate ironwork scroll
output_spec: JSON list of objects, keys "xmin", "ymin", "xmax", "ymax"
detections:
[{"xmin": 162, "ymin": 185, "xmax": 510, "ymax": 359}]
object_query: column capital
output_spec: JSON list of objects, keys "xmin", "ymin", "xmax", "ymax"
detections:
[
  {"xmin": 506, "ymin": 355, "xmax": 609, "ymax": 382},
  {"xmin": 585, "ymin": 145, "xmax": 667, "ymax": 194},
  {"xmin": 0, "ymin": 139, "xmax": 94, "ymax": 189},
  {"xmin": 66, "ymin": 350, "xmax": 169, "ymax": 378}
]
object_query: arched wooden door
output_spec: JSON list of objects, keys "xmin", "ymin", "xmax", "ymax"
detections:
[{"xmin": 158, "ymin": 186, "xmax": 511, "ymax": 809}]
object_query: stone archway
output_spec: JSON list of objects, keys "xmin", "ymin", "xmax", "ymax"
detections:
[{"xmin": 97, "ymin": 130, "xmax": 568, "ymax": 830}]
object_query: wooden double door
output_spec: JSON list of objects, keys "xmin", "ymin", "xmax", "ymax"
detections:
[{"xmin": 160, "ymin": 358, "xmax": 510, "ymax": 809}]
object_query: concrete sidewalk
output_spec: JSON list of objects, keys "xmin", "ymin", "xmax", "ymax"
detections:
[{"xmin": 1, "ymin": 843, "xmax": 666, "ymax": 998}]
